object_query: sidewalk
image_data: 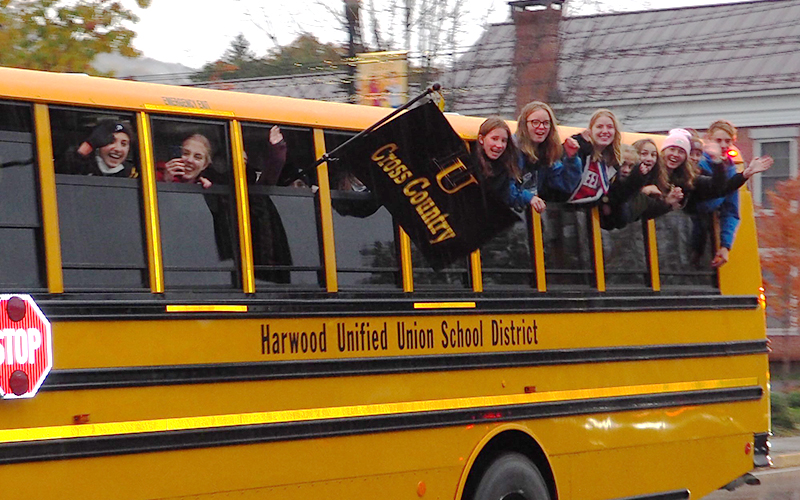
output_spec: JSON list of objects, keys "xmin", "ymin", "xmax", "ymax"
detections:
[{"xmin": 770, "ymin": 435, "xmax": 800, "ymax": 468}]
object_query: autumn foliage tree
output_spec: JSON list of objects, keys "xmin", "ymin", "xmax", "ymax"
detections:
[
  {"xmin": 757, "ymin": 177, "xmax": 800, "ymax": 330},
  {"xmin": 0, "ymin": 0, "xmax": 150, "ymax": 75}
]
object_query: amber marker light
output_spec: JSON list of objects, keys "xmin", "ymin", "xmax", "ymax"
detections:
[
  {"xmin": 166, "ymin": 305, "xmax": 248, "ymax": 313},
  {"xmin": 758, "ymin": 287, "xmax": 767, "ymax": 310}
]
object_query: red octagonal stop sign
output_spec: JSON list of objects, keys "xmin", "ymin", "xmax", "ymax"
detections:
[{"xmin": 0, "ymin": 295, "xmax": 52, "ymax": 399}]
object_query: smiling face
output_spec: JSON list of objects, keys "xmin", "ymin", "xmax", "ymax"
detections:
[
  {"xmin": 638, "ymin": 142, "xmax": 658, "ymax": 173},
  {"xmin": 98, "ymin": 132, "xmax": 130, "ymax": 168},
  {"xmin": 663, "ymin": 146, "xmax": 687, "ymax": 171},
  {"xmin": 590, "ymin": 116, "xmax": 615, "ymax": 148},
  {"xmin": 480, "ymin": 127, "xmax": 509, "ymax": 161},
  {"xmin": 525, "ymin": 108, "xmax": 552, "ymax": 144},
  {"xmin": 180, "ymin": 137, "xmax": 211, "ymax": 181},
  {"xmin": 709, "ymin": 129, "xmax": 734, "ymax": 155}
]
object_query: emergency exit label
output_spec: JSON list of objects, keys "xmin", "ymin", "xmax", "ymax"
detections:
[{"xmin": 0, "ymin": 295, "xmax": 52, "ymax": 399}]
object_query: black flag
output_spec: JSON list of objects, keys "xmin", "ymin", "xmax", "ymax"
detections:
[{"xmin": 336, "ymin": 100, "xmax": 519, "ymax": 270}]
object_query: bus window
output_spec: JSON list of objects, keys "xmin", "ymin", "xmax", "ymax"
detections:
[
  {"xmin": 541, "ymin": 204, "xmax": 595, "ymax": 288},
  {"xmin": 480, "ymin": 214, "xmax": 535, "ymax": 289},
  {"xmin": 0, "ymin": 101, "xmax": 45, "ymax": 291},
  {"xmin": 241, "ymin": 123, "xmax": 322, "ymax": 287},
  {"xmin": 601, "ymin": 220, "xmax": 650, "ymax": 288},
  {"xmin": 410, "ymin": 140, "xmax": 472, "ymax": 289},
  {"xmin": 325, "ymin": 130, "xmax": 401, "ymax": 289},
  {"xmin": 655, "ymin": 210, "xmax": 718, "ymax": 289},
  {"xmin": 49, "ymin": 107, "xmax": 148, "ymax": 290},
  {"xmin": 411, "ymin": 246, "xmax": 471, "ymax": 289},
  {"xmin": 151, "ymin": 116, "xmax": 240, "ymax": 289}
]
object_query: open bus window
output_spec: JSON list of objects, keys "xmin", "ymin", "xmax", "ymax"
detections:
[
  {"xmin": 410, "ymin": 140, "xmax": 472, "ymax": 289},
  {"xmin": 480, "ymin": 213, "xmax": 536, "ymax": 289},
  {"xmin": 0, "ymin": 101, "xmax": 45, "ymax": 291},
  {"xmin": 151, "ymin": 116, "xmax": 240, "ymax": 289},
  {"xmin": 241, "ymin": 123, "xmax": 322, "ymax": 287},
  {"xmin": 601, "ymin": 220, "xmax": 650, "ymax": 288},
  {"xmin": 655, "ymin": 210, "xmax": 718, "ymax": 289},
  {"xmin": 325, "ymin": 130, "xmax": 401, "ymax": 289},
  {"xmin": 541, "ymin": 204, "xmax": 594, "ymax": 288},
  {"xmin": 411, "ymin": 245, "xmax": 471, "ymax": 289},
  {"xmin": 49, "ymin": 107, "xmax": 148, "ymax": 290}
]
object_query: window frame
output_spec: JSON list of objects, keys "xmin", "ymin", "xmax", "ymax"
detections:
[{"xmin": 749, "ymin": 127, "xmax": 799, "ymax": 208}]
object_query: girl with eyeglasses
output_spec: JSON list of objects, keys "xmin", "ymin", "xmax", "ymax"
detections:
[{"xmin": 510, "ymin": 101, "xmax": 581, "ymax": 214}]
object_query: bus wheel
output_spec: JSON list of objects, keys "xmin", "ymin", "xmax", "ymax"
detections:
[{"xmin": 472, "ymin": 452, "xmax": 550, "ymax": 500}]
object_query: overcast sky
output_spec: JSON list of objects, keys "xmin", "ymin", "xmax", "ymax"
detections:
[{"xmin": 124, "ymin": 0, "xmax": 753, "ymax": 69}]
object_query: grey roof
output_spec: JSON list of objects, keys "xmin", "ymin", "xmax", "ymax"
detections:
[
  {"xmin": 440, "ymin": 23, "xmax": 517, "ymax": 118},
  {"xmin": 187, "ymin": 71, "xmax": 352, "ymax": 103},
  {"xmin": 558, "ymin": 0, "xmax": 800, "ymax": 105},
  {"xmin": 442, "ymin": 0, "xmax": 800, "ymax": 120}
]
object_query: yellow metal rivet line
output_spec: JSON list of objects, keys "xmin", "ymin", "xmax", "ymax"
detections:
[
  {"xmin": 137, "ymin": 112, "xmax": 164, "ymax": 293},
  {"xmin": 33, "ymin": 104, "xmax": 64, "ymax": 294},
  {"xmin": 399, "ymin": 228, "xmax": 414, "ymax": 292},
  {"xmin": 0, "ymin": 377, "xmax": 758, "ymax": 445},
  {"xmin": 646, "ymin": 219, "xmax": 660, "ymax": 291},
  {"xmin": 314, "ymin": 129, "xmax": 338, "ymax": 293},
  {"xmin": 470, "ymin": 250, "xmax": 483, "ymax": 293},
  {"xmin": 230, "ymin": 120, "xmax": 255, "ymax": 294},
  {"xmin": 591, "ymin": 207, "xmax": 606, "ymax": 292},
  {"xmin": 531, "ymin": 208, "xmax": 546, "ymax": 292}
]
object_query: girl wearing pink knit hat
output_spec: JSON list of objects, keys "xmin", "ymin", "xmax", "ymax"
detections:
[{"xmin": 649, "ymin": 129, "xmax": 773, "ymax": 213}]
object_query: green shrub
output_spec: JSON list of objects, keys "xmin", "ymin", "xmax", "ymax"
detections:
[
  {"xmin": 787, "ymin": 391, "xmax": 800, "ymax": 409},
  {"xmin": 771, "ymin": 392, "xmax": 798, "ymax": 432}
]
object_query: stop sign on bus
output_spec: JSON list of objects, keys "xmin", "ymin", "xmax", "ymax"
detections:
[{"xmin": 0, "ymin": 295, "xmax": 52, "ymax": 399}]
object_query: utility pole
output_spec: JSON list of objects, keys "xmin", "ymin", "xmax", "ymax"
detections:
[{"xmin": 344, "ymin": 0, "xmax": 362, "ymax": 101}]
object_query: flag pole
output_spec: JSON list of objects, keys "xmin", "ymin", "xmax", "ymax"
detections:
[{"xmin": 310, "ymin": 83, "xmax": 442, "ymax": 170}]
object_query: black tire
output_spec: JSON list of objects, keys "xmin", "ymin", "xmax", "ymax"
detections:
[{"xmin": 472, "ymin": 452, "xmax": 550, "ymax": 500}]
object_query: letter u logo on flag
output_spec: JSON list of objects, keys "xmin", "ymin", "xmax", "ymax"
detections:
[{"xmin": 435, "ymin": 155, "xmax": 478, "ymax": 194}]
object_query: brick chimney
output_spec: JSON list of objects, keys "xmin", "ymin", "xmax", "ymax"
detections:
[{"xmin": 510, "ymin": 0, "xmax": 563, "ymax": 114}]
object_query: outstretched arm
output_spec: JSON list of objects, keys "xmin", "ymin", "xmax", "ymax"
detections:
[{"xmin": 256, "ymin": 126, "xmax": 288, "ymax": 185}]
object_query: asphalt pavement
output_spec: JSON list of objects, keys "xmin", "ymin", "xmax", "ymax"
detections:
[{"xmin": 771, "ymin": 435, "xmax": 800, "ymax": 468}]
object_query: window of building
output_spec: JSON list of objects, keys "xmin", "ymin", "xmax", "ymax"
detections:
[{"xmin": 749, "ymin": 128, "xmax": 798, "ymax": 209}]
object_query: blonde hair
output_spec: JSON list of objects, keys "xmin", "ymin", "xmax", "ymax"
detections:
[
  {"xmin": 587, "ymin": 109, "xmax": 622, "ymax": 167},
  {"xmin": 184, "ymin": 133, "xmax": 213, "ymax": 163},
  {"xmin": 515, "ymin": 101, "xmax": 562, "ymax": 167},
  {"xmin": 620, "ymin": 144, "xmax": 639, "ymax": 165},
  {"xmin": 706, "ymin": 120, "xmax": 737, "ymax": 141}
]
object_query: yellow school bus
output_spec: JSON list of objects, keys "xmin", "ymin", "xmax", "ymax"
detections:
[{"xmin": 0, "ymin": 66, "xmax": 769, "ymax": 500}]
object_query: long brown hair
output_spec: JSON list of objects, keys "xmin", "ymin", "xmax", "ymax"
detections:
[
  {"xmin": 656, "ymin": 147, "xmax": 697, "ymax": 192},
  {"xmin": 476, "ymin": 117, "xmax": 520, "ymax": 180},
  {"xmin": 515, "ymin": 101, "xmax": 562, "ymax": 167},
  {"xmin": 587, "ymin": 109, "xmax": 622, "ymax": 167}
]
